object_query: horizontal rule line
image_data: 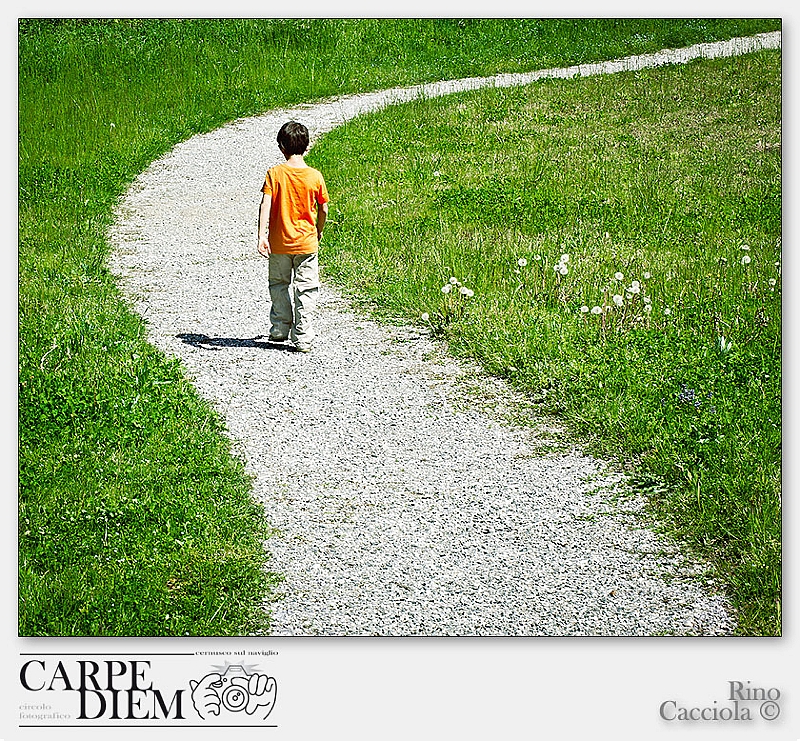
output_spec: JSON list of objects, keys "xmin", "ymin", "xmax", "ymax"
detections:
[
  {"xmin": 19, "ymin": 653, "xmax": 195, "ymax": 657},
  {"xmin": 19, "ymin": 725, "xmax": 278, "ymax": 728}
]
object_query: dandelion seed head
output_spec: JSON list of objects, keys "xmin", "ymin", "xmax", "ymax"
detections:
[
  {"xmin": 643, "ymin": 296, "xmax": 652, "ymax": 304},
  {"xmin": 768, "ymin": 278, "xmax": 777, "ymax": 286},
  {"xmin": 741, "ymin": 255, "xmax": 752, "ymax": 265},
  {"xmin": 591, "ymin": 306, "xmax": 603, "ymax": 315},
  {"xmin": 643, "ymin": 272, "xmax": 651, "ymax": 279},
  {"xmin": 560, "ymin": 253, "xmax": 570, "ymax": 264},
  {"xmin": 664, "ymin": 307, "xmax": 672, "ymax": 316},
  {"xmin": 449, "ymin": 277, "xmax": 459, "ymax": 285},
  {"xmin": 441, "ymin": 284, "xmax": 452, "ymax": 294},
  {"xmin": 741, "ymin": 244, "xmax": 751, "ymax": 251},
  {"xmin": 615, "ymin": 272, "xmax": 624, "ymax": 281},
  {"xmin": 644, "ymin": 304, "xmax": 652, "ymax": 313},
  {"xmin": 517, "ymin": 258, "xmax": 528, "ymax": 267},
  {"xmin": 421, "ymin": 312, "xmax": 430, "ymax": 321},
  {"xmin": 580, "ymin": 305, "xmax": 590, "ymax": 313},
  {"xmin": 558, "ymin": 265, "xmax": 568, "ymax": 275},
  {"xmin": 612, "ymin": 294, "xmax": 624, "ymax": 307}
]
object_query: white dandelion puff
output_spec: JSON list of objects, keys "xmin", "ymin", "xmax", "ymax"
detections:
[
  {"xmin": 580, "ymin": 305, "xmax": 590, "ymax": 313},
  {"xmin": 612, "ymin": 294, "xmax": 624, "ymax": 307},
  {"xmin": 615, "ymin": 272, "xmax": 624, "ymax": 281},
  {"xmin": 591, "ymin": 306, "xmax": 603, "ymax": 315},
  {"xmin": 560, "ymin": 253, "xmax": 570, "ymax": 264},
  {"xmin": 517, "ymin": 257, "xmax": 528, "ymax": 267},
  {"xmin": 421, "ymin": 312, "xmax": 430, "ymax": 321},
  {"xmin": 441, "ymin": 284, "xmax": 452, "ymax": 294},
  {"xmin": 449, "ymin": 276, "xmax": 459, "ymax": 285},
  {"xmin": 664, "ymin": 307, "xmax": 672, "ymax": 316},
  {"xmin": 741, "ymin": 255, "xmax": 752, "ymax": 265}
]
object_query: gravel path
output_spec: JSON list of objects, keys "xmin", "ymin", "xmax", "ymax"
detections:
[{"xmin": 108, "ymin": 32, "xmax": 780, "ymax": 635}]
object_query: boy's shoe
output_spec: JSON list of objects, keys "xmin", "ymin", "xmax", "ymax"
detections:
[
  {"xmin": 269, "ymin": 333, "xmax": 288, "ymax": 342},
  {"xmin": 294, "ymin": 342, "xmax": 312, "ymax": 353}
]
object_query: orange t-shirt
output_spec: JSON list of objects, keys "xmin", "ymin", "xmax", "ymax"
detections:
[{"xmin": 262, "ymin": 163, "xmax": 329, "ymax": 255}]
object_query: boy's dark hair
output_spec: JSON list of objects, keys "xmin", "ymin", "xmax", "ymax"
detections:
[{"xmin": 277, "ymin": 121, "xmax": 310, "ymax": 155}]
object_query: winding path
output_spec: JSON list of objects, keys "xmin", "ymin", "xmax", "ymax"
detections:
[{"xmin": 109, "ymin": 32, "xmax": 780, "ymax": 635}]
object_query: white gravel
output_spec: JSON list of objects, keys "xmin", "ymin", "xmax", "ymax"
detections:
[{"xmin": 108, "ymin": 32, "xmax": 780, "ymax": 635}]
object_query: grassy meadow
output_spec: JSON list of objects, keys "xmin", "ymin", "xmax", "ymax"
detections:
[{"xmin": 18, "ymin": 18, "xmax": 781, "ymax": 636}]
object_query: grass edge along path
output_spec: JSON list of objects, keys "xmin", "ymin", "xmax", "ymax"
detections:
[
  {"xmin": 311, "ymin": 44, "xmax": 781, "ymax": 636},
  {"xmin": 18, "ymin": 20, "xmax": 781, "ymax": 636}
]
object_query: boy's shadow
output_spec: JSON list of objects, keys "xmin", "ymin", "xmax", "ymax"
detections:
[{"xmin": 177, "ymin": 332, "xmax": 298, "ymax": 352}]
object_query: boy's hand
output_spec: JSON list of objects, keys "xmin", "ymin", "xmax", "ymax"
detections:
[{"xmin": 257, "ymin": 236, "xmax": 271, "ymax": 258}]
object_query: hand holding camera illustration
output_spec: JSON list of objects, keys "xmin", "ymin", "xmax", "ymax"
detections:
[{"xmin": 190, "ymin": 665, "xmax": 277, "ymax": 720}]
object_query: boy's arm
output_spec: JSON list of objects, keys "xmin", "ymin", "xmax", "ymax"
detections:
[
  {"xmin": 257, "ymin": 193, "xmax": 272, "ymax": 257},
  {"xmin": 317, "ymin": 201, "xmax": 328, "ymax": 241}
]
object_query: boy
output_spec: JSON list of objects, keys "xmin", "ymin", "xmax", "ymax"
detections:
[{"xmin": 258, "ymin": 121, "xmax": 329, "ymax": 353}]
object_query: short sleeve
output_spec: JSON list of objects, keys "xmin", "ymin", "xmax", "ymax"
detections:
[
  {"xmin": 262, "ymin": 171, "xmax": 273, "ymax": 195},
  {"xmin": 317, "ymin": 174, "xmax": 329, "ymax": 204}
]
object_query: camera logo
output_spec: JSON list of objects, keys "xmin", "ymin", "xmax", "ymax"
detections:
[{"xmin": 189, "ymin": 664, "xmax": 277, "ymax": 721}]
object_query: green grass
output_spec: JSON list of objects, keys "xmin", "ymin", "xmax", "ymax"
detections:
[
  {"xmin": 312, "ymin": 49, "xmax": 781, "ymax": 635},
  {"xmin": 18, "ymin": 18, "xmax": 781, "ymax": 636}
]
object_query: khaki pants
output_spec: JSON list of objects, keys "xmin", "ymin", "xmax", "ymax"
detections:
[{"xmin": 268, "ymin": 252, "xmax": 319, "ymax": 345}]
